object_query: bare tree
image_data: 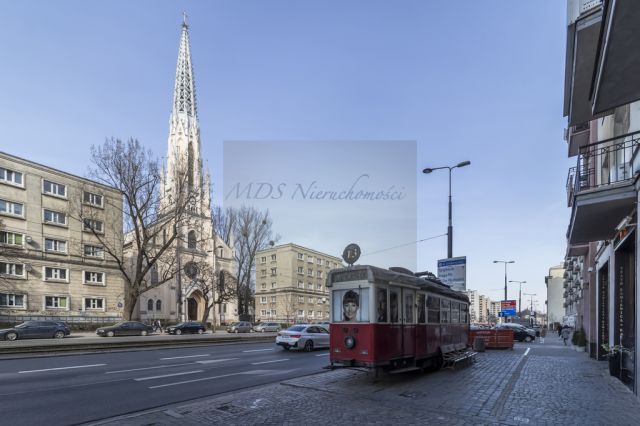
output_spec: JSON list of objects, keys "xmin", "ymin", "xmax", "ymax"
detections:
[
  {"xmin": 212, "ymin": 206, "xmax": 235, "ymax": 247},
  {"xmin": 82, "ymin": 138, "xmax": 199, "ymax": 320}
]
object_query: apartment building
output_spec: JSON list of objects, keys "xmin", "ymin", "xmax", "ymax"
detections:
[
  {"xmin": 545, "ymin": 264, "xmax": 566, "ymax": 329},
  {"xmin": 478, "ymin": 295, "xmax": 491, "ymax": 323},
  {"xmin": 488, "ymin": 301, "xmax": 501, "ymax": 323},
  {"xmin": 563, "ymin": 0, "xmax": 640, "ymax": 392},
  {"xmin": 464, "ymin": 290, "xmax": 480, "ymax": 323},
  {"xmin": 254, "ymin": 243, "xmax": 343, "ymax": 323},
  {"xmin": 0, "ymin": 151, "xmax": 124, "ymax": 320}
]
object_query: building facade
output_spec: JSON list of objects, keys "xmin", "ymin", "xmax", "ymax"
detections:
[
  {"xmin": 254, "ymin": 243, "xmax": 343, "ymax": 324},
  {"xmin": 545, "ymin": 264, "xmax": 565, "ymax": 329},
  {"xmin": 563, "ymin": 0, "xmax": 640, "ymax": 393},
  {"xmin": 0, "ymin": 152, "xmax": 124, "ymax": 322},
  {"xmin": 464, "ymin": 290, "xmax": 480, "ymax": 323},
  {"xmin": 478, "ymin": 295, "xmax": 491, "ymax": 323},
  {"xmin": 130, "ymin": 18, "xmax": 237, "ymax": 326}
]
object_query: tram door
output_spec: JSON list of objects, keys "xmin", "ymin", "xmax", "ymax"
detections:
[{"xmin": 402, "ymin": 289, "xmax": 416, "ymax": 357}]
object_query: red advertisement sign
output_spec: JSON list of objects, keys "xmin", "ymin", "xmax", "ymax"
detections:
[{"xmin": 500, "ymin": 300, "xmax": 516, "ymax": 309}]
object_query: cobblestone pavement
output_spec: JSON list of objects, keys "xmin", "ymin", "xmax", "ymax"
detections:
[{"xmin": 91, "ymin": 338, "xmax": 640, "ymax": 426}]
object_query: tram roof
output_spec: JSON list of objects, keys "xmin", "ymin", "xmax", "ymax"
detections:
[{"xmin": 327, "ymin": 265, "xmax": 469, "ymax": 303}]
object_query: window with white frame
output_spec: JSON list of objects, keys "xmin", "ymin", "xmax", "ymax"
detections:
[
  {"xmin": 0, "ymin": 293, "xmax": 25, "ymax": 308},
  {"xmin": 0, "ymin": 167, "xmax": 23, "ymax": 186},
  {"xmin": 307, "ymin": 268, "xmax": 313, "ymax": 276},
  {"xmin": 84, "ymin": 244, "xmax": 104, "ymax": 258},
  {"xmin": 0, "ymin": 199, "xmax": 24, "ymax": 217},
  {"xmin": 44, "ymin": 267, "xmax": 68, "ymax": 282},
  {"xmin": 317, "ymin": 270, "xmax": 323, "ymax": 278},
  {"xmin": 297, "ymin": 253, "xmax": 303, "ymax": 260},
  {"xmin": 43, "ymin": 180, "xmax": 66, "ymax": 197},
  {"xmin": 317, "ymin": 284, "xmax": 322, "ymax": 290},
  {"xmin": 0, "ymin": 262, "xmax": 24, "ymax": 277},
  {"xmin": 309, "ymin": 310, "xmax": 315, "ymax": 318},
  {"xmin": 308, "ymin": 297, "xmax": 314, "ymax": 303},
  {"xmin": 297, "ymin": 296, "xmax": 304, "ymax": 303},
  {"xmin": 317, "ymin": 298, "xmax": 323, "ymax": 304},
  {"xmin": 261, "ymin": 256, "xmax": 266, "ymax": 263},
  {"xmin": 271, "ymin": 282, "xmax": 277, "ymax": 288},
  {"xmin": 297, "ymin": 310, "xmax": 304, "ymax": 317},
  {"xmin": 297, "ymin": 266, "xmax": 304, "ymax": 274},
  {"xmin": 316, "ymin": 258, "xmax": 322, "ymax": 265},
  {"xmin": 270, "ymin": 268, "xmax": 277, "ymax": 276},
  {"xmin": 83, "ymin": 218, "xmax": 104, "ymax": 233},
  {"xmin": 270, "ymin": 309, "xmax": 276, "ymax": 316},
  {"xmin": 261, "ymin": 269, "xmax": 267, "ymax": 277},
  {"xmin": 260, "ymin": 310, "xmax": 267, "ymax": 315},
  {"xmin": 83, "ymin": 271, "xmax": 105, "ymax": 285},
  {"xmin": 271, "ymin": 254, "xmax": 276, "ymax": 261},
  {"xmin": 44, "ymin": 296, "xmax": 68, "ymax": 309},
  {"xmin": 261, "ymin": 297, "xmax": 267, "ymax": 303},
  {"xmin": 44, "ymin": 238, "xmax": 67, "ymax": 253},
  {"xmin": 84, "ymin": 298, "xmax": 104, "ymax": 310},
  {"xmin": 43, "ymin": 209, "xmax": 66, "ymax": 225},
  {"xmin": 307, "ymin": 255, "xmax": 313, "ymax": 263},
  {"xmin": 0, "ymin": 231, "xmax": 23, "ymax": 246},
  {"xmin": 307, "ymin": 282, "xmax": 313, "ymax": 289},
  {"xmin": 261, "ymin": 283, "xmax": 266, "ymax": 289},
  {"xmin": 83, "ymin": 191, "xmax": 103, "ymax": 207},
  {"xmin": 297, "ymin": 281, "xmax": 303, "ymax": 288},
  {"xmin": 271, "ymin": 296, "xmax": 276, "ymax": 302}
]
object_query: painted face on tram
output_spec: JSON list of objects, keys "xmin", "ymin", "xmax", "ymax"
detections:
[{"xmin": 343, "ymin": 290, "xmax": 360, "ymax": 321}]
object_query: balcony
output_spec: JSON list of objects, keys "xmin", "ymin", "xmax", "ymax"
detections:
[{"xmin": 567, "ymin": 131, "xmax": 640, "ymax": 244}]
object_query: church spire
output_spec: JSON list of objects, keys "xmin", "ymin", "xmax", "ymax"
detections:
[{"xmin": 172, "ymin": 12, "xmax": 197, "ymax": 119}]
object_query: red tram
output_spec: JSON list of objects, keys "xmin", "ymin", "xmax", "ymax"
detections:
[{"xmin": 327, "ymin": 265, "xmax": 470, "ymax": 371}]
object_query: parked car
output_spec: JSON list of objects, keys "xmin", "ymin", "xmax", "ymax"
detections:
[
  {"xmin": 166, "ymin": 322, "xmax": 206, "ymax": 335},
  {"xmin": 226, "ymin": 321, "xmax": 253, "ymax": 333},
  {"xmin": 95, "ymin": 321, "xmax": 153, "ymax": 337},
  {"xmin": 276, "ymin": 324, "xmax": 330, "ymax": 351},
  {"xmin": 253, "ymin": 322, "xmax": 281, "ymax": 333},
  {"xmin": 495, "ymin": 323, "xmax": 536, "ymax": 342},
  {"xmin": 0, "ymin": 321, "xmax": 70, "ymax": 341}
]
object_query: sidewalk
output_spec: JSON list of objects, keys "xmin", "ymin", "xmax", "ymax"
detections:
[{"xmin": 91, "ymin": 339, "xmax": 640, "ymax": 426}]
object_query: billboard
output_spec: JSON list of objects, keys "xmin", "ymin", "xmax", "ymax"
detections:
[
  {"xmin": 500, "ymin": 300, "xmax": 517, "ymax": 316},
  {"xmin": 437, "ymin": 256, "xmax": 467, "ymax": 291}
]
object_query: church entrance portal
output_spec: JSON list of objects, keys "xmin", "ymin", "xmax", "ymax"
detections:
[{"xmin": 187, "ymin": 298, "xmax": 198, "ymax": 321}]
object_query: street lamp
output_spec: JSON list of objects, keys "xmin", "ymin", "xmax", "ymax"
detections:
[
  {"xmin": 523, "ymin": 292, "xmax": 537, "ymax": 326},
  {"xmin": 494, "ymin": 260, "xmax": 515, "ymax": 322},
  {"xmin": 422, "ymin": 160, "xmax": 471, "ymax": 259},
  {"xmin": 509, "ymin": 280, "xmax": 527, "ymax": 317}
]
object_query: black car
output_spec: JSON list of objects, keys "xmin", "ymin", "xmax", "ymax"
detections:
[
  {"xmin": 496, "ymin": 323, "xmax": 536, "ymax": 342},
  {"xmin": 95, "ymin": 321, "xmax": 153, "ymax": 337},
  {"xmin": 0, "ymin": 321, "xmax": 70, "ymax": 341},
  {"xmin": 166, "ymin": 322, "xmax": 206, "ymax": 335}
]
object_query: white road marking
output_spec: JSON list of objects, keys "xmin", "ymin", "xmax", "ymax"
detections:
[
  {"xmin": 105, "ymin": 362, "xmax": 194, "ymax": 374},
  {"xmin": 160, "ymin": 354, "xmax": 210, "ymax": 360},
  {"xmin": 524, "ymin": 348, "xmax": 530, "ymax": 356},
  {"xmin": 195, "ymin": 358, "xmax": 239, "ymax": 364},
  {"xmin": 315, "ymin": 353, "xmax": 329, "ymax": 357},
  {"xmin": 134, "ymin": 370, "xmax": 203, "ymax": 381},
  {"xmin": 148, "ymin": 370, "xmax": 267, "ymax": 389},
  {"xmin": 19, "ymin": 364, "xmax": 106, "ymax": 374},
  {"xmin": 250, "ymin": 358, "xmax": 289, "ymax": 365},
  {"xmin": 242, "ymin": 348, "xmax": 273, "ymax": 353}
]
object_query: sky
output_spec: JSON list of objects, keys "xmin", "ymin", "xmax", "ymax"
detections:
[{"xmin": 0, "ymin": 1, "xmax": 572, "ymax": 313}]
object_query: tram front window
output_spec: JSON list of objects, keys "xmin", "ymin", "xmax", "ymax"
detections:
[{"xmin": 332, "ymin": 288, "xmax": 369, "ymax": 322}]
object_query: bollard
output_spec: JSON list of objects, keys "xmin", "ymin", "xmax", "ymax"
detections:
[{"xmin": 473, "ymin": 336, "xmax": 486, "ymax": 352}]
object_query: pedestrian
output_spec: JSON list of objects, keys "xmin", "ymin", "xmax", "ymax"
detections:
[
  {"xmin": 557, "ymin": 324, "xmax": 562, "ymax": 337},
  {"xmin": 540, "ymin": 327, "xmax": 546, "ymax": 344},
  {"xmin": 155, "ymin": 319, "xmax": 163, "ymax": 333},
  {"xmin": 561, "ymin": 326, "xmax": 571, "ymax": 346}
]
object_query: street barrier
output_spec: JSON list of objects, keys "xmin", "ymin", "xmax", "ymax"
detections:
[{"xmin": 469, "ymin": 329, "xmax": 514, "ymax": 350}]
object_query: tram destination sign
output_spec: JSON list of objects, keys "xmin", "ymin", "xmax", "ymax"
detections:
[
  {"xmin": 330, "ymin": 269, "xmax": 368, "ymax": 285},
  {"xmin": 437, "ymin": 256, "xmax": 467, "ymax": 291}
]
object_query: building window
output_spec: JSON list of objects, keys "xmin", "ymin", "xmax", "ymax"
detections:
[
  {"xmin": 44, "ymin": 267, "xmax": 68, "ymax": 282},
  {"xmin": 309, "ymin": 310, "xmax": 315, "ymax": 318},
  {"xmin": 261, "ymin": 269, "xmax": 267, "ymax": 277},
  {"xmin": 298, "ymin": 281, "xmax": 303, "ymax": 288},
  {"xmin": 83, "ymin": 191, "xmax": 103, "ymax": 207},
  {"xmin": 271, "ymin": 282, "xmax": 277, "ymax": 288},
  {"xmin": 156, "ymin": 300, "xmax": 162, "ymax": 311},
  {"xmin": 316, "ymin": 258, "xmax": 322, "ymax": 265},
  {"xmin": 261, "ymin": 283, "xmax": 266, "ymax": 289},
  {"xmin": 44, "ymin": 238, "xmax": 67, "ymax": 253},
  {"xmin": 308, "ymin": 297, "xmax": 314, "ymax": 303},
  {"xmin": 297, "ymin": 310, "xmax": 304, "ymax": 317},
  {"xmin": 261, "ymin": 310, "xmax": 267, "ymax": 315},
  {"xmin": 271, "ymin": 296, "xmax": 276, "ymax": 302},
  {"xmin": 84, "ymin": 244, "xmax": 104, "ymax": 258},
  {"xmin": 297, "ymin": 253, "xmax": 303, "ymax": 260},
  {"xmin": 84, "ymin": 298, "xmax": 104, "ymax": 310},
  {"xmin": 261, "ymin": 297, "xmax": 267, "ymax": 303},
  {"xmin": 307, "ymin": 255, "xmax": 313, "ymax": 263},
  {"xmin": 0, "ymin": 262, "xmax": 24, "ymax": 278},
  {"xmin": 307, "ymin": 269, "xmax": 313, "ymax": 276},
  {"xmin": 298, "ymin": 296, "xmax": 304, "ymax": 303},
  {"xmin": 0, "ymin": 167, "xmax": 23, "ymax": 186},
  {"xmin": 270, "ymin": 309, "xmax": 276, "ymax": 316},
  {"xmin": 83, "ymin": 218, "xmax": 104, "ymax": 233},
  {"xmin": 317, "ymin": 284, "xmax": 322, "ymax": 291},
  {"xmin": 307, "ymin": 283, "xmax": 313, "ymax": 289},
  {"xmin": 44, "ymin": 209, "xmax": 67, "ymax": 226},
  {"xmin": 0, "ymin": 231, "xmax": 23, "ymax": 246},
  {"xmin": 45, "ymin": 296, "xmax": 68, "ymax": 309},
  {"xmin": 147, "ymin": 299, "xmax": 154, "ymax": 311},
  {"xmin": 261, "ymin": 256, "xmax": 266, "ymax": 263},
  {"xmin": 317, "ymin": 270, "xmax": 323, "ymax": 278},
  {"xmin": 43, "ymin": 180, "xmax": 66, "ymax": 197},
  {"xmin": 0, "ymin": 199, "xmax": 24, "ymax": 217},
  {"xmin": 83, "ymin": 271, "xmax": 105, "ymax": 285},
  {"xmin": 270, "ymin": 268, "xmax": 277, "ymax": 276},
  {"xmin": 297, "ymin": 267, "xmax": 304, "ymax": 274},
  {"xmin": 187, "ymin": 230, "xmax": 197, "ymax": 249},
  {"xmin": 0, "ymin": 293, "xmax": 25, "ymax": 308},
  {"xmin": 271, "ymin": 254, "xmax": 276, "ymax": 261}
]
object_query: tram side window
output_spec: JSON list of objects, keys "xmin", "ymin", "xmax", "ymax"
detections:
[
  {"xmin": 404, "ymin": 293, "xmax": 414, "ymax": 323},
  {"xmin": 376, "ymin": 288, "xmax": 388, "ymax": 322},
  {"xmin": 441, "ymin": 299, "xmax": 450, "ymax": 323},
  {"xmin": 417, "ymin": 294, "xmax": 426, "ymax": 324},
  {"xmin": 451, "ymin": 302, "xmax": 460, "ymax": 323},
  {"xmin": 427, "ymin": 295, "xmax": 440, "ymax": 323},
  {"xmin": 390, "ymin": 290, "xmax": 399, "ymax": 323},
  {"xmin": 332, "ymin": 288, "xmax": 370, "ymax": 322},
  {"xmin": 461, "ymin": 303, "xmax": 469, "ymax": 323}
]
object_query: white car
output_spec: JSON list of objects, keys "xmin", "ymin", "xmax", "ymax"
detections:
[{"xmin": 275, "ymin": 324, "xmax": 330, "ymax": 351}]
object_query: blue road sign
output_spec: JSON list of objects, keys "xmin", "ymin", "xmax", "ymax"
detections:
[{"xmin": 499, "ymin": 309, "xmax": 516, "ymax": 317}]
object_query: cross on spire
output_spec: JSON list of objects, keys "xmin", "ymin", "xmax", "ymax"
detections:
[{"xmin": 182, "ymin": 11, "xmax": 189, "ymax": 28}]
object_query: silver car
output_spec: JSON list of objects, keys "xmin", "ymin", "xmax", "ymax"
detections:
[
  {"xmin": 253, "ymin": 322, "xmax": 281, "ymax": 333},
  {"xmin": 275, "ymin": 324, "xmax": 330, "ymax": 351},
  {"xmin": 226, "ymin": 321, "xmax": 253, "ymax": 333}
]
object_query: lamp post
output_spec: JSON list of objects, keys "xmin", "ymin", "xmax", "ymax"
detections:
[
  {"xmin": 524, "ymin": 293, "xmax": 536, "ymax": 326},
  {"xmin": 422, "ymin": 160, "xmax": 471, "ymax": 259},
  {"xmin": 494, "ymin": 260, "xmax": 515, "ymax": 322},
  {"xmin": 509, "ymin": 280, "xmax": 527, "ymax": 317}
]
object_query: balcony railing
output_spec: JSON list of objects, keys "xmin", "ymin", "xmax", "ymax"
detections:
[{"xmin": 567, "ymin": 130, "xmax": 640, "ymax": 200}]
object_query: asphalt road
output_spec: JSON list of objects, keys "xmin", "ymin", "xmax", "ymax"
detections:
[{"xmin": 0, "ymin": 340, "xmax": 330, "ymax": 425}]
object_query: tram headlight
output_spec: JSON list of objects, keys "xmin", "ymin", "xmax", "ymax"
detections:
[{"xmin": 344, "ymin": 335, "xmax": 356, "ymax": 349}]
